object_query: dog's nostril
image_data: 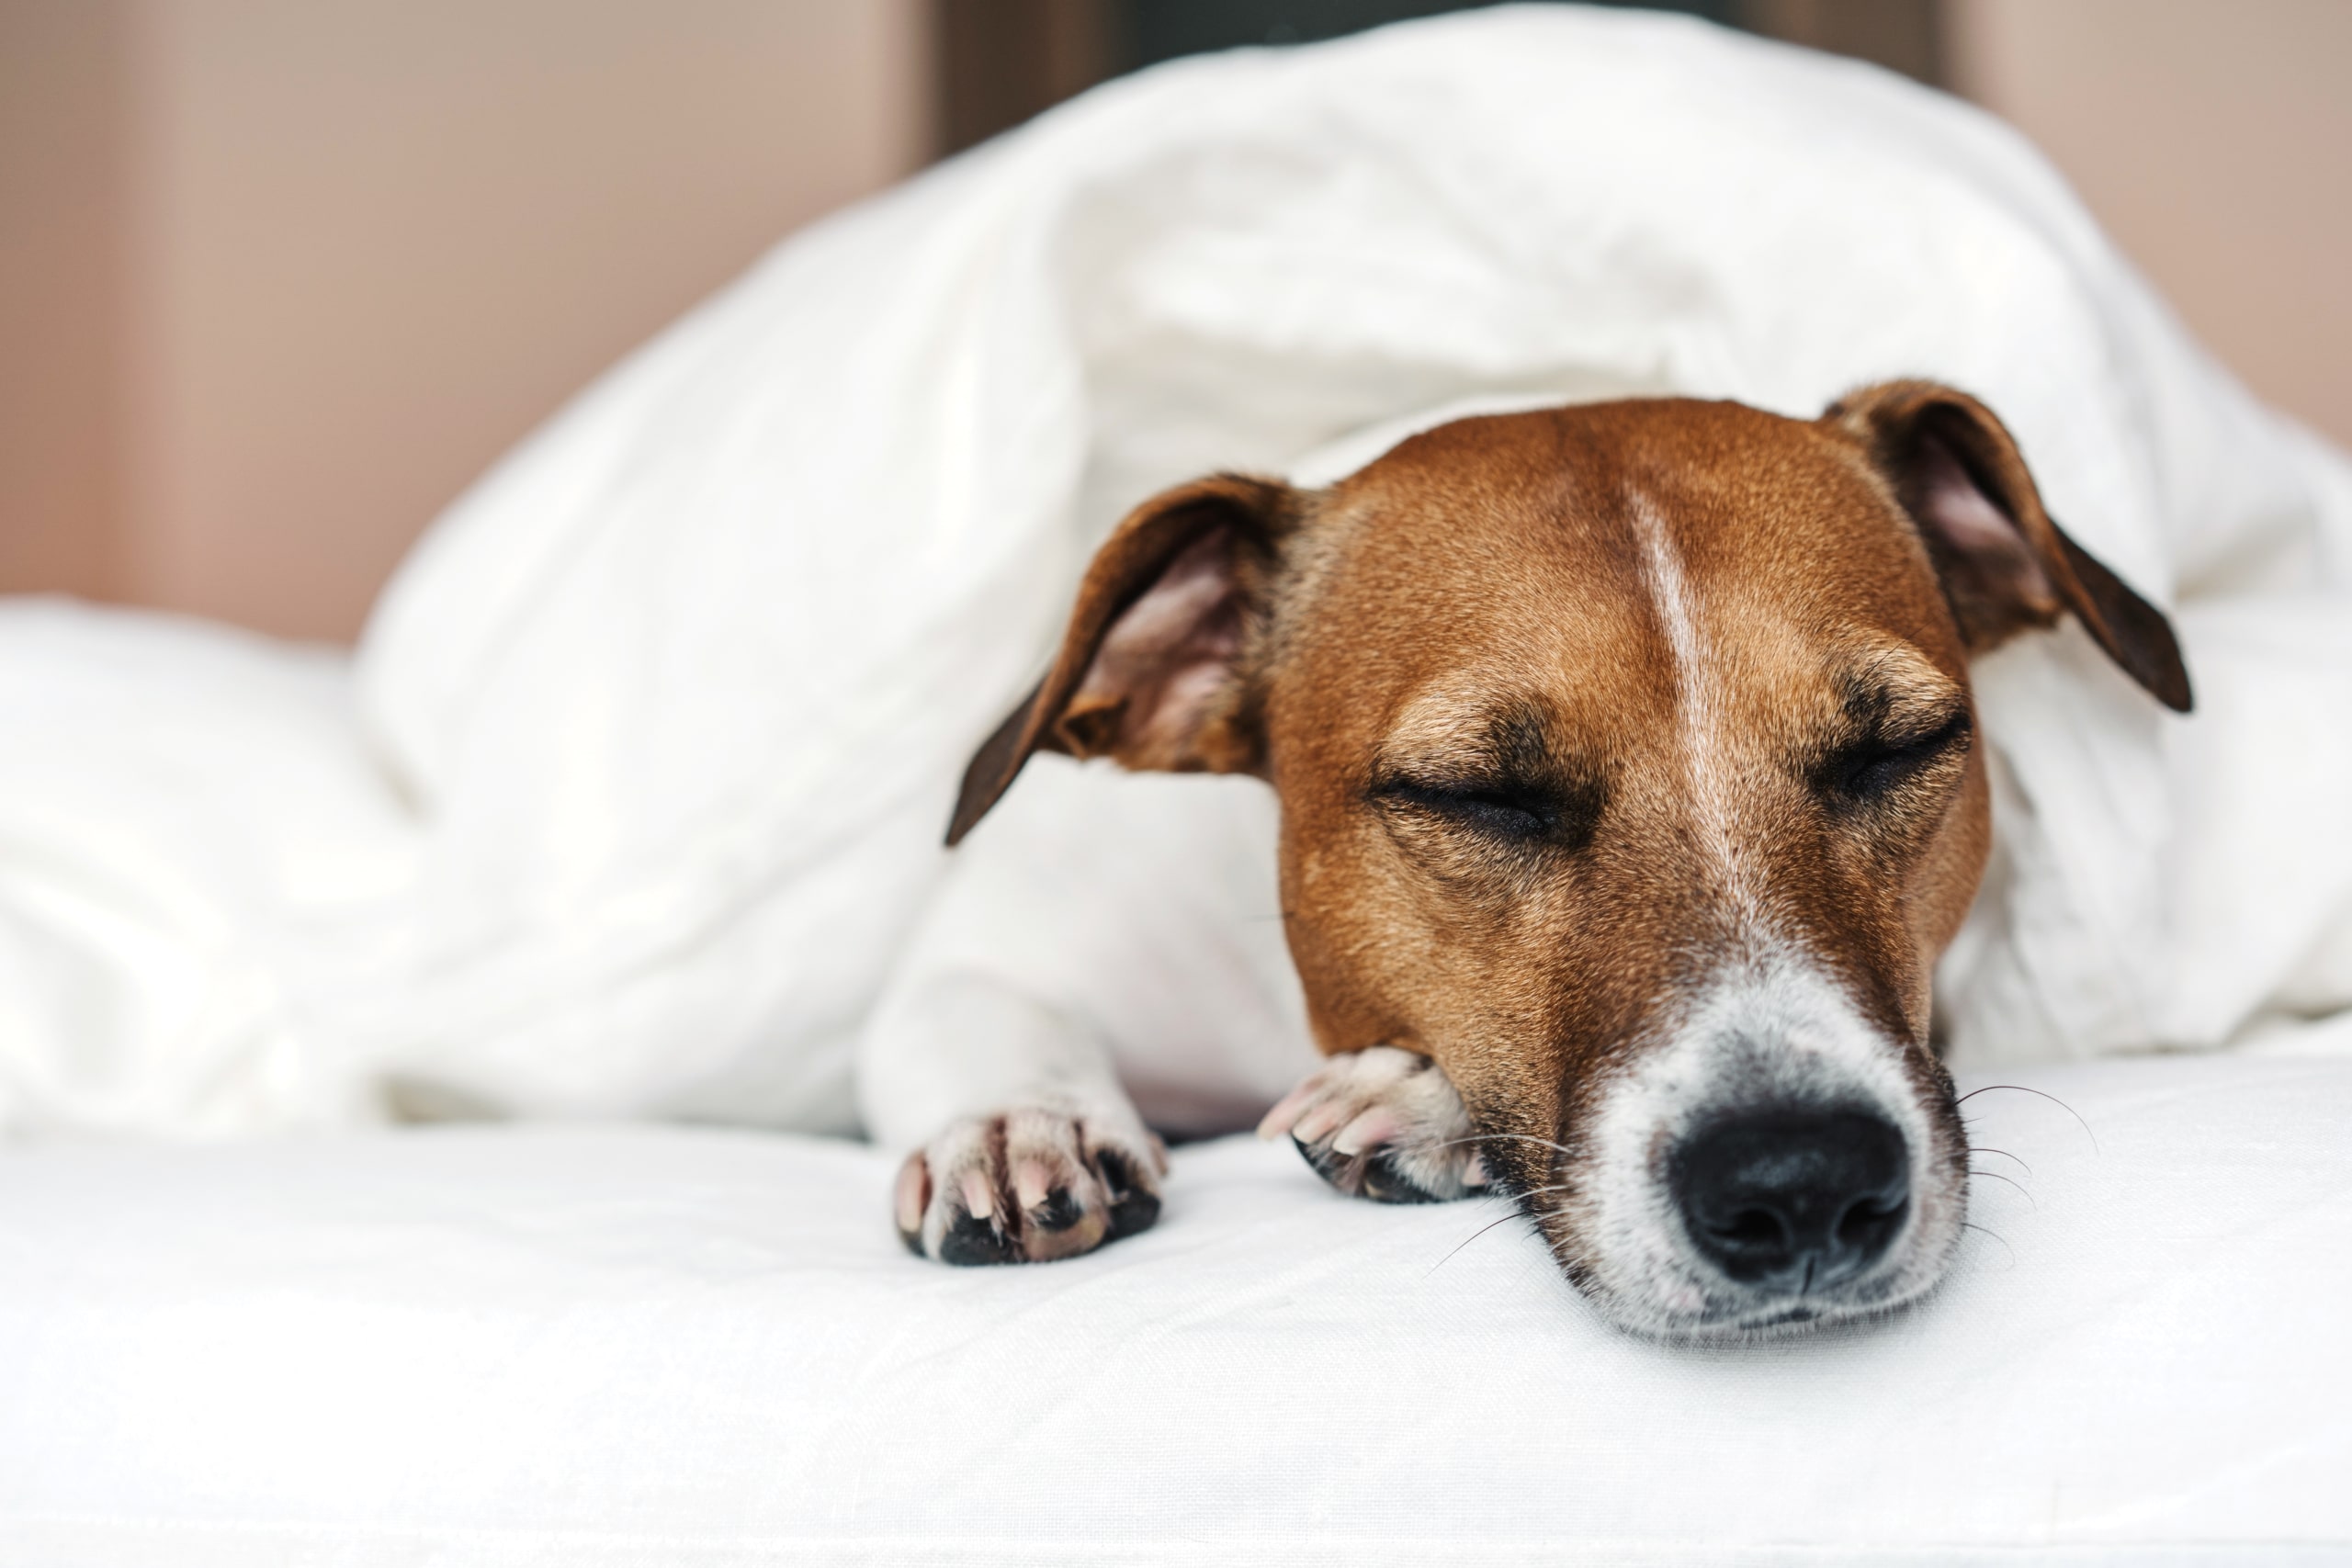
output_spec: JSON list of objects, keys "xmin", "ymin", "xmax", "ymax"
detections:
[
  {"xmin": 1836, "ymin": 1192, "xmax": 1906, "ymax": 1254},
  {"xmin": 1713, "ymin": 1208, "xmax": 1790, "ymax": 1250},
  {"xmin": 1671, "ymin": 1110, "xmax": 1909, "ymax": 1293}
]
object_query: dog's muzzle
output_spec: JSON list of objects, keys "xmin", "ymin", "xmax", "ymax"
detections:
[{"xmin": 1555, "ymin": 962, "xmax": 1965, "ymax": 1338}]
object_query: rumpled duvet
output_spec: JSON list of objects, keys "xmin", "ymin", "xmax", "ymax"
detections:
[{"xmin": 5, "ymin": 5, "xmax": 2350, "ymax": 1139}]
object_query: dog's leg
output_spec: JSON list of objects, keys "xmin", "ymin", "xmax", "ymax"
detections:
[
  {"xmin": 1258, "ymin": 1046, "xmax": 1490, "ymax": 1203},
  {"xmin": 863, "ymin": 754, "xmax": 1308, "ymax": 1263}
]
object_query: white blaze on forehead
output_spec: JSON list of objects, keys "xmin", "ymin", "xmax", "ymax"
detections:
[{"xmin": 1630, "ymin": 494, "xmax": 1763, "ymax": 932}]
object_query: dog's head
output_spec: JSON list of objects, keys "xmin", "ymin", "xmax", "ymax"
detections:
[{"xmin": 949, "ymin": 384, "xmax": 2188, "ymax": 1337}]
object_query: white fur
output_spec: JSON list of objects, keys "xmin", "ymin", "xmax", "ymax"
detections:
[
  {"xmin": 859, "ymin": 756, "xmax": 1314, "ymax": 1152},
  {"xmin": 1634, "ymin": 493, "xmax": 1764, "ymax": 929}
]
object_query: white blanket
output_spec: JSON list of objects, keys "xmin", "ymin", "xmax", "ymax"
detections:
[{"xmin": 5, "ymin": 6, "xmax": 2352, "ymax": 1138}]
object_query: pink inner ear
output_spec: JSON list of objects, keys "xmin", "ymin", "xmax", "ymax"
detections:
[
  {"xmin": 1916, "ymin": 433, "xmax": 2055, "ymax": 605},
  {"xmin": 1068, "ymin": 526, "xmax": 1244, "ymax": 763}
]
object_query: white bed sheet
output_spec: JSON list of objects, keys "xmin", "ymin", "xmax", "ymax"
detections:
[{"xmin": 5, "ymin": 1049, "xmax": 2347, "ymax": 1565}]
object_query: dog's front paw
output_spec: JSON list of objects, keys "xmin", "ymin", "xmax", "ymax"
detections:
[
  {"xmin": 1257, "ymin": 1046, "xmax": 1489, "ymax": 1204},
  {"xmin": 895, "ymin": 1104, "xmax": 1168, "ymax": 1265}
]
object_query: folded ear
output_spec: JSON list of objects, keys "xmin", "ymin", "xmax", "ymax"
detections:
[
  {"xmin": 945, "ymin": 474, "xmax": 1297, "ymax": 845},
  {"xmin": 1826, "ymin": 380, "xmax": 2191, "ymax": 713}
]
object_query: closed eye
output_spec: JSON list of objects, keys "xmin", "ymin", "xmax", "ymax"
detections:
[
  {"xmin": 1375, "ymin": 779, "xmax": 1555, "ymax": 840},
  {"xmin": 1824, "ymin": 709, "xmax": 1972, "ymax": 804},
  {"xmin": 1368, "ymin": 702, "xmax": 1605, "ymax": 859}
]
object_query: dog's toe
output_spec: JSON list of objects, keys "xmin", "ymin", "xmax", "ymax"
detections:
[
  {"xmin": 1092, "ymin": 1144, "xmax": 1162, "ymax": 1239},
  {"xmin": 937, "ymin": 1203, "xmax": 1022, "ymax": 1265},
  {"xmin": 1261, "ymin": 1045, "xmax": 1489, "ymax": 1204},
  {"xmin": 901, "ymin": 1105, "xmax": 1165, "ymax": 1265}
]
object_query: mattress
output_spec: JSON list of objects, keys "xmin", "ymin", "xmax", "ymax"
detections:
[{"xmin": 5, "ymin": 1048, "xmax": 2346, "ymax": 1564}]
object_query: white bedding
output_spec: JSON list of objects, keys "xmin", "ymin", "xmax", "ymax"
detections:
[{"xmin": 4, "ymin": 1050, "xmax": 2347, "ymax": 1564}]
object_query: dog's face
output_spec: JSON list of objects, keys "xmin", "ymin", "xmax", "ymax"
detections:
[{"xmin": 951, "ymin": 384, "xmax": 2188, "ymax": 1337}]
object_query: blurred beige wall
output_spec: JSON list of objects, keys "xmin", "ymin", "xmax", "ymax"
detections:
[
  {"xmin": 1, "ymin": 0, "xmax": 928, "ymax": 639},
  {"xmin": 1950, "ymin": 0, "xmax": 2352, "ymax": 448},
  {"xmin": 3, "ymin": 2, "xmax": 2346, "ymax": 642}
]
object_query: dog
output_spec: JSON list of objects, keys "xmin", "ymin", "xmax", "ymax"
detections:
[{"xmin": 866, "ymin": 380, "xmax": 2189, "ymax": 1339}]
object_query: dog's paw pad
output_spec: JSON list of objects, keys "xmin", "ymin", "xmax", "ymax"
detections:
[
  {"xmin": 1259, "ymin": 1046, "xmax": 1488, "ymax": 1203},
  {"xmin": 898, "ymin": 1106, "xmax": 1167, "ymax": 1265}
]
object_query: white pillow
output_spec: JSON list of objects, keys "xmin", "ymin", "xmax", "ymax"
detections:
[{"xmin": 0, "ymin": 604, "xmax": 413, "ymax": 1136}]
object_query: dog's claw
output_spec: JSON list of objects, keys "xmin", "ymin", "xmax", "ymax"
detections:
[
  {"xmin": 1270, "ymin": 1045, "xmax": 1489, "ymax": 1204},
  {"xmin": 900, "ymin": 1105, "xmax": 1164, "ymax": 1265}
]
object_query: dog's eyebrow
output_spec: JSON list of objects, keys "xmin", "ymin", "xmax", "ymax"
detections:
[
  {"xmin": 1835, "ymin": 649, "xmax": 1965, "ymax": 740},
  {"xmin": 1374, "ymin": 693, "xmax": 1566, "ymax": 784}
]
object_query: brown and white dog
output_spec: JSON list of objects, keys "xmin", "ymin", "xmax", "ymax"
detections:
[{"xmin": 874, "ymin": 381, "xmax": 2189, "ymax": 1339}]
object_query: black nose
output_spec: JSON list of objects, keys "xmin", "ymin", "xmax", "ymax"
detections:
[{"xmin": 1671, "ymin": 1110, "xmax": 1909, "ymax": 1293}]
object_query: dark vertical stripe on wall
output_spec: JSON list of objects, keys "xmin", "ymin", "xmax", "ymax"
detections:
[
  {"xmin": 1126, "ymin": 0, "xmax": 1739, "ymax": 65},
  {"xmin": 1739, "ymin": 0, "xmax": 1942, "ymax": 87},
  {"xmin": 933, "ymin": 0, "xmax": 1942, "ymax": 156},
  {"xmin": 933, "ymin": 0, "xmax": 1125, "ymax": 157}
]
